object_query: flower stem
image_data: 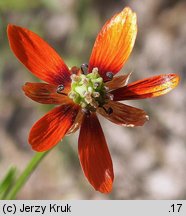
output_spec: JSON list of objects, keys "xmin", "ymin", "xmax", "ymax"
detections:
[{"xmin": 5, "ymin": 151, "xmax": 49, "ymax": 200}]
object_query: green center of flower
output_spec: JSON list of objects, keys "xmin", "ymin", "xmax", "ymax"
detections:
[{"xmin": 68, "ymin": 67, "xmax": 107, "ymax": 111}]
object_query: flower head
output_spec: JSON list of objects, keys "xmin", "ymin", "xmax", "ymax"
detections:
[{"xmin": 7, "ymin": 7, "xmax": 179, "ymax": 193}]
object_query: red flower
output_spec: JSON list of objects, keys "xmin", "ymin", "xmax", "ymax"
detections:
[{"xmin": 7, "ymin": 7, "xmax": 179, "ymax": 193}]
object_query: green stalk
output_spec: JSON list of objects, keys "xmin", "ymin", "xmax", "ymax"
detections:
[{"xmin": 5, "ymin": 151, "xmax": 49, "ymax": 200}]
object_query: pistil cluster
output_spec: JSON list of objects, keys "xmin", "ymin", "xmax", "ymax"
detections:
[{"xmin": 68, "ymin": 68, "xmax": 110, "ymax": 112}]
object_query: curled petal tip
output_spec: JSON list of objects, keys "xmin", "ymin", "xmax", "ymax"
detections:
[
  {"xmin": 122, "ymin": 7, "xmax": 134, "ymax": 14},
  {"xmin": 157, "ymin": 73, "xmax": 180, "ymax": 95},
  {"xmin": 169, "ymin": 73, "xmax": 180, "ymax": 88},
  {"xmin": 145, "ymin": 115, "xmax": 150, "ymax": 121}
]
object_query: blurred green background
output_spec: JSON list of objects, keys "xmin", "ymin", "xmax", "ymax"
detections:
[{"xmin": 0, "ymin": 0, "xmax": 186, "ymax": 199}]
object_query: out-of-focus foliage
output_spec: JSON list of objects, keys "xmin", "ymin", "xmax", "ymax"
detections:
[
  {"xmin": 0, "ymin": 0, "xmax": 186, "ymax": 199},
  {"xmin": 0, "ymin": 0, "xmax": 42, "ymax": 11}
]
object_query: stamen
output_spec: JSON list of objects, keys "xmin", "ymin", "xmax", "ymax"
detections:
[
  {"xmin": 81, "ymin": 63, "xmax": 88, "ymax": 74},
  {"xmin": 68, "ymin": 92, "xmax": 77, "ymax": 99},
  {"xmin": 106, "ymin": 72, "xmax": 114, "ymax": 80},
  {"xmin": 107, "ymin": 107, "xmax": 113, "ymax": 114},
  {"xmin": 57, "ymin": 84, "xmax": 64, "ymax": 91},
  {"xmin": 80, "ymin": 102, "xmax": 87, "ymax": 108},
  {"xmin": 56, "ymin": 84, "xmax": 67, "ymax": 95},
  {"xmin": 92, "ymin": 92, "xmax": 100, "ymax": 98},
  {"xmin": 84, "ymin": 92, "xmax": 93, "ymax": 104},
  {"xmin": 92, "ymin": 78, "xmax": 103, "ymax": 89},
  {"xmin": 102, "ymin": 106, "xmax": 113, "ymax": 115},
  {"xmin": 88, "ymin": 86, "xmax": 93, "ymax": 93},
  {"xmin": 94, "ymin": 82, "xmax": 99, "ymax": 88},
  {"xmin": 71, "ymin": 74, "xmax": 80, "ymax": 82},
  {"xmin": 81, "ymin": 77, "xmax": 89, "ymax": 85},
  {"xmin": 92, "ymin": 67, "xmax": 99, "ymax": 76}
]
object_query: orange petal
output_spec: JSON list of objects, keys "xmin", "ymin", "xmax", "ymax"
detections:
[
  {"xmin": 7, "ymin": 24, "xmax": 71, "ymax": 86},
  {"xmin": 98, "ymin": 101, "xmax": 148, "ymax": 127},
  {"xmin": 22, "ymin": 82, "xmax": 71, "ymax": 104},
  {"xmin": 112, "ymin": 74, "xmax": 180, "ymax": 101},
  {"xmin": 78, "ymin": 113, "xmax": 114, "ymax": 193},
  {"xmin": 89, "ymin": 7, "xmax": 137, "ymax": 80},
  {"xmin": 29, "ymin": 104, "xmax": 79, "ymax": 151},
  {"xmin": 105, "ymin": 73, "xmax": 131, "ymax": 90}
]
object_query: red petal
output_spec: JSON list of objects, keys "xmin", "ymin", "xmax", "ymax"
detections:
[
  {"xmin": 105, "ymin": 73, "xmax": 131, "ymax": 90},
  {"xmin": 112, "ymin": 74, "xmax": 180, "ymax": 101},
  {"xmin": 7, "ymin": 25, "xmax": 71, "ymax": 86},
  {"xmin": 78, "ymin": 113, "xmax": 114, "ymax": 193},
  {"xmin": 98, "ymin": 101, "xmax": 148, "ymax": 127},
  {"xmin": 22, "ymin": 82, "xmax": 71, "ymax": 104},
  {"xmin": 89, "ymin": 7, "xmax": 137, "ymax": 80},
  {"xmin": 29, "ymin": 104, "xmax": 79, "ymax": 151}
]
